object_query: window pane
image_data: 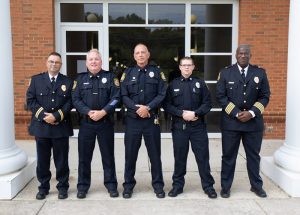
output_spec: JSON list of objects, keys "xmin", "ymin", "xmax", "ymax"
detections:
[
  {"xmin": 191, "ymin": 27, "xmax": 232, "ymax": 53},
  {"xmin": 206, "ymin": 111, "xmax": 221, "ymax": 133},
  {"xmin": 109, "ymin": 4, "xmax": 145, "ymax": 24},
  {"xmin": 66, "ymin": 55, "xmax": 86, "ymax": 80},
  {"xmin": 191, "ymin": 55, "xmax": 232, "ymax": 80},
  {"xmin": 109, "ymin": 27, "xmax": 185, "ymax": 82},
  {"xmin": 191, "ymin": 4, "xmax": 232, "ymax": 24},
  {"xmin": 61, "ymin": 3, "xmax": 103, "ymax": 22},
  {"xmin": 66, "ymin": 31, "xmax": 98, "ymax": 52},
  {"xmin": 148, "ymin": 4, "xmax": 185, "ymax": 24}
]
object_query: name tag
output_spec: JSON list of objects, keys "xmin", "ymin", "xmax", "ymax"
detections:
[{"xmin": 174, "ymin": 89, "xmax": 180, "ymax": 92}]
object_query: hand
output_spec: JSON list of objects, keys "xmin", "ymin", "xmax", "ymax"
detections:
[
  {"xmin": 136, "ymin": 104, "xmax": 150, "ymax": 118},
  {"xmin": 237, "ymin": 111, "xmax": 252, "ymax": 122},
  {"xmin": 182, "ymin": 110, "xmax": 197, "ymax": 121},
  {"xmin": 89, "ymin": 110, "xmax": 107, "ymax": 121},
  {"xmin": 43, "ymin": 112, "xmax": 56, "ymax": 124}
]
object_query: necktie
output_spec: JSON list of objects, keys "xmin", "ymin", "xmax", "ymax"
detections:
[
  {"xmin": 241, "ymin": 69, "xmax": 246, "ymax": 82},
  {"xmin": 51, "ymin": 77, "xmax": 55, "ymax": 88},
  {"xmin": 183, "ymin": 78, "xmax": 192, "ymax": 110}
]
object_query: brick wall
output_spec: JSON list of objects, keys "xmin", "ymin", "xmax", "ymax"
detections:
[
  {"xmin": 239, "ymin": 0, "xmax": 289, "ymax": 139},
  {"xmin": 11, "ymin": 0, "xmax": 289, "ymax": 139},
  {"xmin": 11, "ymin": 0, "xmax": 55, "ymax": 139}
]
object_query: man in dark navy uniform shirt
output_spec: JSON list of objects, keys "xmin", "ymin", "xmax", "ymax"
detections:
[
  {"xmin": 27, "ymin": 52, "xmax": 73, "ymax": 200},
  {"xmin": 216, "ymin": 44, "xmax": 271, "ymax": 198},
  {"xmin": 120, "ymin": 43, "xmax": 167, "ymax": 199},
  {"xmin": 72, "ymin": 49, "xmax": 120, "ymax": 199},
  {"xmin": 164, "ymin": 57, "xmax": 217, "ymax": 199}
]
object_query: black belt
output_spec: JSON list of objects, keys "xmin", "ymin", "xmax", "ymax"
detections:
[
  {"xmin": 126, "ymin": 110, "xmax": 158, "ymax": 119},
  {"xmin": 172, "ymin": 116, "xmax": 204, "ymax": 126},
  {"xmin": 80, "ymin": 115, "xmax": 107, "ymax": 124}
]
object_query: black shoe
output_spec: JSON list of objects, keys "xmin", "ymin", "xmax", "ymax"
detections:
[
  {"xmin": 36, "ymin": 191, "xmax": 49, "ymax": 200},
  {"xmin": 58, "ymin": 191, "xmax": 68, "ymax": 199},
  {"xmin": 168, "ymin": 187, "xmax": 183, "ymax": 197},
  {"xmin": 220, "ymin": 189, "xmax": 230, "ymax": 198},
  {"xmin": 250, "ymin": 187, "xmax": 267, "ymax": 198},
  {"xmin": 77, "ymin": 191, "xmax": 87, "ymax": 199},
  {"xmin": 108, "ymin": 190, "xmax": 119, "ymax": 198},
  {"xmin": 122, "ymin": 190, "xmax": 133, "ymax": 199},
  {"xmin": 155, "ymin": 190, "xmax": 165, "ymax": 199},
  {"xmin": 205, "ymin": 189, "xmax": 217, "ymax": 199}
]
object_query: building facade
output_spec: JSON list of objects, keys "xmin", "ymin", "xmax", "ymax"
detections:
[{"xmin": 11, "ymin": 0, "xmax": 289, "ymax": 139}]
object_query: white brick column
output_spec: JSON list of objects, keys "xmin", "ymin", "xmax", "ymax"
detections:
[
  {"xmin": 0, "ymin": 0, "xmax": 35, "ymax": 199},
  {"xmin": 261, "ymin": 0, "xmax": 300, "ymax": 197}
]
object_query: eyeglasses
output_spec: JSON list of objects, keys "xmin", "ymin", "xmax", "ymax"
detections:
[
  {"xmin": 180, "ymin": 64, "xmax": 194, "ymax": 67},
  {"xmin": 48, "ymin": 60, "xmax": 62, "ymax": 65}
]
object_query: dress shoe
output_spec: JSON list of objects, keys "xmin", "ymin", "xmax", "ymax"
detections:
[
  {"xmin": 155, "ymin": 190, "xmax": 165, "ymax": 198},
  {"xmin": 58, "ymin": 191, "xmax": 68, "ymax": 199},
  {"xmin": 205, "ymin": 189, "xmax": 217, "ymax": 199},
  {"xmin": 220, "ymin": 189, "xmax": 230, "ymax": 198},
  {"xmin": 77, "ymin": 191, "xmax": 87, "ymax": 199},
  {"xmin": 168, "ymin": 187, "xmax": 183, "ymax": 197},
  {"xmin": 122, "ymin": 190, "xmax": 133, "ymax": 199},
  {"xmin": 108, "ymin": 190, "xmax": 119, "ymax": 198},
  {"xmin": 250, "ymin": 187, "xmax": 267, "ymax": 198},
  {"xmin": 36, "ymin": 191, "xmax": 49, "ymax": 200}
]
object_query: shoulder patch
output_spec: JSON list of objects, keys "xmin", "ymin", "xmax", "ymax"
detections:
[
  {"xmin": 120, "ymin": 73, "xmax": 126, "ymax": 82},
  {"xmin": 160, "ymin": 72, "xmax": 166, "ymax": 81},
  {"xmin": 114, "ymin": 78, "xmax": 120, "ymax": 87},
  {"xmin": 72, "ymin": 80, "xmax": 77, "ymax": 91}
]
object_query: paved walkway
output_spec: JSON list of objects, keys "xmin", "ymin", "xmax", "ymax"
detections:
[{"xmin": 1, "ymin": 138, "xmax": 300, "ymax": 215}]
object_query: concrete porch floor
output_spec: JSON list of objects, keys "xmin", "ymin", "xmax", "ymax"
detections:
[{"xmin": 1, "ymin": 138, "xmax": 299, "ymax": 215}]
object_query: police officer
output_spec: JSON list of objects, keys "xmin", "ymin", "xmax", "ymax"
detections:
[
  {"xmin": 164, "ymin": 57, "xmax": 217, "ymax": 199},
  {"xmin": 216, "ymin": 44, "xmax": 271, "ymax": 198},
  {"xmin": 26, "ymin": 52, "xmax": 73, "ymax": 200},
  {"xmin": 120, "ymin": 43, "xmax": 167, "ymax": 199},
  {"xmin": 72, "ymin": 49, "xmax": 120, "ymax": 199}
]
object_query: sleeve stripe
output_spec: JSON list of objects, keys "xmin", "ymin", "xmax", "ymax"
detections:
[
  {"xmin": 253, "ymin": 102, "xmax": 265, "ymax": 114},
  {"xmin": 35, "ymin": 107, "xmax": 44, "ymax": 119},
  {"xmin": 225, "ymin": 102, "xmax": 235, "ymax": 115},
  {"xmin": 58, "ymin": 109, "xmax": 64, "ymax": 121}
]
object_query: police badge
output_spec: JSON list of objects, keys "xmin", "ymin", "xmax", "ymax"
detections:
[
  {"xmin": 195, "ymin": 82, "xmax": 200, "ymax": 88},
  {"xmin": 254, "ymin": 77, "xmax": 259, "ymax": 83},
  {"xmin": 61, "ymin": 85, "xmax": 66, "ymax": 92},
  {"xmin": 102, "ymin": 77, "xmax": 107, "ymax": 83},
  {"xmin": 149, "ymin": 71, "xmax": 154, "ymax": 78}
]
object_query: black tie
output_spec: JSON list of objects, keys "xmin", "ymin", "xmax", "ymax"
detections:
[
  {"xmin": 241, "ymin": 69, "xmax": 246, "ymax": 82},
  {"xmin": 51, "ymin": 77, "xmax": 55, "ymax": 88}
]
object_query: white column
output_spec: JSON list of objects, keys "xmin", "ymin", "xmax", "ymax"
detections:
[
  {"xmin": 261, "ymin": 0, "xmax": 300, "ymax": 197},
  {"xmin": 0, "ymin": 0, "xmax": 35, "ymax": 199}
]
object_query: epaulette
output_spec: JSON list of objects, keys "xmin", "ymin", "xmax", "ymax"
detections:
[
  {"xmin": 225, "ymin": 64, "xmax": 234, "ymax": 69},
  {"xmin": 252, "ymin": 64, "xmax": 265, "ymax": 70}
]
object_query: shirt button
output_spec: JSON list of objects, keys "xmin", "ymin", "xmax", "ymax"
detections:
[
  {"xmin": 52, "ymin": 91, "xmax": 55, "ymax": 94},
  {"xmin": 140, "ymin": 90, "xmax": 143, "ymax": 92},
  {"xmin": 244, "ymin": 100, "xmax": 246, "ymax": 103},
  {"xmin": 52, "ymin": 99, "xmax": 55, "ymax": 102},
  {"xmin": 52, "ymin": 108, "xmax": 54, "ymax": 110},
  {"xmin": 244, "ymin": 92, "xmax": 246, "ymax": 95},
  {"xmin": 244, "ymin": 84, "xmax": 246, "ymax": 87}
]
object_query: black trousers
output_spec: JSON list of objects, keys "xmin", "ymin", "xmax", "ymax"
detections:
[
  {"xmin": 35, "ymin": 136, "xmax": 69, "ymax": 193},
  {"xmin": 77, "ymin": 120, "xmax": 117, "ymax": 192},
  {"xmin": 221, "ymin": 130, "xmax": 263, "ymax": 191},
  {"xmin": 171, "ymin": 122, "xmax": 215, "ymax": 191},
  {"xmin": 123, "ymin": 116, "xmax": 164, "ymax": 193}
]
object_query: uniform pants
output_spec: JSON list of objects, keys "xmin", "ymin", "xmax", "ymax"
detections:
[
  {"xmin": 171, "ymin": 123, "xmax": 215, "ymax": 191},
  {"xmin": 123, "ymin": 116, "xmax": 164, "ymax": 193},
  {"xmin": 221, "ymin": 130, "xmax": 263, "ymax": 191},
  {"xmin": 35, "ymin": 137, "xmax": 69, "ymax": 193},
  {"xmin": 77, "ymin": 121, "xmax": 117, "ymax": 192}
]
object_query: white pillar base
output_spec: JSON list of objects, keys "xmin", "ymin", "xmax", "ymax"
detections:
[
  {"xmin": 261, "ymin": 156, "xmax": 300, "ymax": 197},
  {"xmin": 0, "ymin": 157, "xmax": 36, "ymax": 199}
]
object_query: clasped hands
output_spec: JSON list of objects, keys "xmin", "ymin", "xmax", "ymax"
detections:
[
  {"xmin": 182, "ymin": 110, "xmax": 198, "ymax": 121},
  {"xmin": 88, "ymin": 110, "xmax": 107, "ymax": 121}
]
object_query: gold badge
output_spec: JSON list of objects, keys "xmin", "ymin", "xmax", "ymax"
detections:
[
  {"xmin": 61, "ymin": 85, "xmax": 66, "ymax": 92},
  {"xmin": 217, "ymin": 72, "xmax": 220, "ymax": 81},
  {"xmin": 120, "ymin": 73, "xmax": 126, "ymax": 82},
  {"xmin": 114, "ymin": 78, "xmax": 120, "ymax": 87},
  {"xmin": 72, "ymin": 80, "xmax": 77, "ymax": 91},
  {"xmin": 254, "ymin": 76, "xmax": 259, "ymax": 83},
  {"xmin": 160, "ymin": 72, "xmax": 166, "ymax": 81}
]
